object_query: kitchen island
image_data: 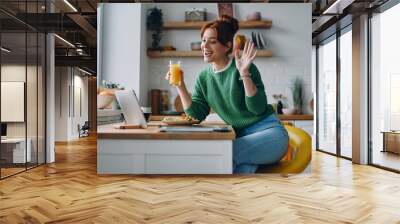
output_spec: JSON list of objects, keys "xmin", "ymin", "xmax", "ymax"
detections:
[{"xmin": 97, "ymin": 122, "xmax": 235, "ymax": 174}]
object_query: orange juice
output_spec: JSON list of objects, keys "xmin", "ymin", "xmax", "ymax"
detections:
[
  {"xmin": 169, "ymin": 61, "xmax": 182, "ymax": 86},
  {"xmin": 235, "ymin": 35, "xmax": 246, "ymax": 50}
]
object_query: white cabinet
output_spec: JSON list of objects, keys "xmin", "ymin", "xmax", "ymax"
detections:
[
  {"xmin": 98, "ymin": 139, "xmax": 232, "ymax": 174},
  {"xmin": 1, "ymin": 138, "xmax": 32, "ymax": 163},
  {"xmin": 286, "ymin": 120, "xmax": 314, "ymax": 136},
  {"xmin": 294, "ymin": 120, "xmax": 314, "ymax": 137}
]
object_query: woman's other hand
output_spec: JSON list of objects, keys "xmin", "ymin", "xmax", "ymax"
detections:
[{"xmin": 234, "ymin": 40, "xmax": 257, "ymax": 75}]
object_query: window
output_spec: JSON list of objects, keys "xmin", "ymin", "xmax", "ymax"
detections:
[
  {"xmin": 339, "ymin": 28, "xmax": 352, "ymax": 158},
  {"xmin": 318, "ymin": 36, "xmax": 337, "ymax": 155},
  {"xmin": 370, "ymin": 2, "xmax": 400, "ymax": 171}
]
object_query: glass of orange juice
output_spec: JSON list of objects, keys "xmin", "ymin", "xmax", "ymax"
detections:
[{"xmin": 169, "ymin": 60, "xmax": 182, "ymax": 86}]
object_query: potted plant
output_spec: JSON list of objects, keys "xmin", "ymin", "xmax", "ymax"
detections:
[
  {"xmin": 290, "ymin": 77, "xmax": 303, "ymax": 114},
  {"xmin": 147, "ymin": 7, "xmax": 164, "ymax": 51}
]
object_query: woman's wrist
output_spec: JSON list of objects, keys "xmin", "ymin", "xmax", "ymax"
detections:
[
  {"xmin": 176, "ymin": 82, "xmax": 186, "ymax": 90},
  {"xmin": 239, "ymin": 69, "xmax": 250, "ymax": 77}
]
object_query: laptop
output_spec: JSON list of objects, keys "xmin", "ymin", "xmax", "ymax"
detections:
[{"xmin": 114, "ymin": 89, "xmax": 148, "ymax": 129}]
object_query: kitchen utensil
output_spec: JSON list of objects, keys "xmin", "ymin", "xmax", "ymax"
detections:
[{"xmin": 151, "ymin": 89, "xmax": 161, "ymax": 115}]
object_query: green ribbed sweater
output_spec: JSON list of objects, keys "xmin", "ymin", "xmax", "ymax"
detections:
[{"xmin": 185, "ymin": 59, "xmax": 275, "ymax": 131}]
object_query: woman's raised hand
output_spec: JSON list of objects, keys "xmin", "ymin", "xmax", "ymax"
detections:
[{"xmin": 234, "ymin": 39, "xmax": 257, "ymax": 74}]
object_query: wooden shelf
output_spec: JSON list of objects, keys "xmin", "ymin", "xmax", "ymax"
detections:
[
  {"xmin": 163, "ymin": 20, "xmax": 272, "ymax": 30},
  {"xmin": 278, "ymin": 115, "xmax": 314, "ymax": 121},
  {"xmin": 147, "ymin": 50, "xmax": 272, "ymax": 58}
]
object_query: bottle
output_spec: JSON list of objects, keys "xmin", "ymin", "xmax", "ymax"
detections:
[{"xmin": 277, "ymin": 100, "xmax": 283, "ymax": 114}]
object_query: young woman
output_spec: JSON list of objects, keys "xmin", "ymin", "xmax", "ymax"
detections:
[{"xmin": 166, "ymin": 15, "xmax": 288, "ymax": 174}]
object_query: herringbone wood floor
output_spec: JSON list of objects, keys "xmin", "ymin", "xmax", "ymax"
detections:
[{"xmin": 1, "ymin": 135, "xmax": 400, "ymax": 224}]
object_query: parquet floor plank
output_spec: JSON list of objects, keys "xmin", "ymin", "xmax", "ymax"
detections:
[{"xmin": 1, "ymin": 135, "xmax": 400, "ymax": 223}]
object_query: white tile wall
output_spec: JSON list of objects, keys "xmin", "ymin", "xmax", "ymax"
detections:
[{"xmin": 145, "ymin": 3, "xmax": 313, "ymax": 114}]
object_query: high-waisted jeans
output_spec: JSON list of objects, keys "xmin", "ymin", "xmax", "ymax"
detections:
[{"xmin": 233, "ymin": 113, "xmax": 289, "ymax": 174}]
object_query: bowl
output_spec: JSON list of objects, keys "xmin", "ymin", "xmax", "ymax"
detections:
[
  {"xmin": 97, "ymin": 95, "xmax": 115, "ymax": 109},
  {"xmin": 190, "ymin": 42, "xmax": 202, "ymax": 51},
  {"xmin": 282, "ymin": 108, "xmax": 297, "ymax": 115},
  {"xmin": 246, "ymin": 12, "xmax": 261, "ymax": 21}
]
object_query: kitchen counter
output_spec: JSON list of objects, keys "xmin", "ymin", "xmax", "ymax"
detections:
[
  {"xmin": 97, "ymin": 121, "xmax": 235, "ymax": 174},
  {"xmin": 149, "ymin": 114, "xmax": 313, "ymax": 122},
  {"xmin": 97, "ymin": 122, "xmax": 235, "ymax": 140}
]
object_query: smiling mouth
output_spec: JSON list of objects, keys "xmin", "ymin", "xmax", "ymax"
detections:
[{"xmin": 203, "ymin": 50, "xmax": 213, "ymax": 57}]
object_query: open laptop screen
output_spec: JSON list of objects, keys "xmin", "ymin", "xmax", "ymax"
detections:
[{"xmin": 114, "ymin": 89, "xmax": 147, "ymax": 128}]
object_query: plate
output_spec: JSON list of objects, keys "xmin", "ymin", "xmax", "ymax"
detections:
[
  {"xmin": 258, "ymin": 32, "xmax": 266, "ymax": 49},
  {"xmin": 251, "ymin": 32, "xmax": 258, "ymax": 48},
  {"xmin": 161, "ymin": 117, "xmax": 200, "ymax": 126}
]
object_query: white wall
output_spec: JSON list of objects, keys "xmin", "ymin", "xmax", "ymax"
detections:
[
  {"xmin": 55, "ymin": 67, "xmax": 89, "ymax": 141},
  {"xmin": 55, "ymin": 67, "xmax": 69, "ymax": 141},
  {"xmin": 146, "ymin": 3, "xmax": 313, "ymax": 113},
  {"xmin": 98, "ymin": 3, "xmax": 146, "ymax": 105},
  {"xmin": 140, "ymin": 4, "xmax": 150, "ymax": 106},
  {"xmin": 72, "ymin": 74, "xmax": 89, "ymax": 138},
  {"xmin": 98, "ymin": 3, "xmax": 312, "ymax": 112},
  {"xmin": 46, "ymin": 32, "xmax": 55, "ymax": 163}
]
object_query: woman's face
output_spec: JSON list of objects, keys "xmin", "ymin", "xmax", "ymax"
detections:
[{"xmin": 201, "ymin": 28, "xmax": 231, "ymax": 63}]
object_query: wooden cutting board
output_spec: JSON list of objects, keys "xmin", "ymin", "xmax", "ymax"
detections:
[{"xmin": 174, "ymin": 94, "xmax": 191, "ymax": 112}]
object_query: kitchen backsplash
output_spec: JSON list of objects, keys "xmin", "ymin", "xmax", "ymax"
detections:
[
  {"xmin": 145, "ymin": 3, "xmax": 313, "ymax": 114},
  {"xmin": 148, "ymin": 56, "xmax": 312, "ymax": 115}
]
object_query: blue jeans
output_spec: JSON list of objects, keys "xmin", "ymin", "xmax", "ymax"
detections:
[{"xmin": 233, "ymin": 114, "xmax": 289, "ymax": 174}]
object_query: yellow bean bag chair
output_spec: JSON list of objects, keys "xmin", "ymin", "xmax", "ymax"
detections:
[{"xmin": 258, "ymin": 124, "xmax": 312, "ymax": 174}]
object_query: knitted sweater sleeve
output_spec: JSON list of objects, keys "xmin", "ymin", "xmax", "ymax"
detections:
[
  {"xmin": 244, "ymin": 64, "xmax": 267, "ymax": 115},
  {"xmin": 184, "ymin": 75, "xmax": 210, "ymax": 121}
]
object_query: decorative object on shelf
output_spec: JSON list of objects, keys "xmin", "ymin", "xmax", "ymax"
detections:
[
  {"xmin": 277, "ymin": 100, "xmax": 284, "ymax": 115},
  {"xmin": 290, "ymin": 77, "xmax": 303, "ymax": 114},
  {"xmin": 98, "ymin": 80, "xmax": 124, "ymax": 109},
  {"xmin": 309, "ymin": 98, "xmax": 314, "ymax": 112},
  {"xmin": 273, "ymin": 94, "xmax": 287, "ymax": 114},
  {"xmin": 217, "ymin": 3, "xmax": 234, "ymax": 17},
  {"xmin": 150, "ymin": 89, "xmax": 161, "ymax": 115},
  {"xmin": 101, "ymin": 80, "xmax": 124, "ymax": 90},
  {"xmin": 282, "ymin": 108, "xmax": 297, "ymax": 115},
  {"xmin": 147, "ymin": 7, "xmax": 164, "ymax": 51},
  {"xmin": 246, "ymin": 12, "xmax": 261, "ymax": 21},
  {"xmin": 161, "ymin": 90, "xmax": 169, "ymax": 112},
  {"xmin": 185, "ymin": 8, "xmax": 207, "ymax": 22},
  {"xmin": 161, "ymin": 45, "xmax": 176, "ymax": 51},
  {"xmin": 190, "ymin": 41, "xmax": 202, "ymax": 51}
]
